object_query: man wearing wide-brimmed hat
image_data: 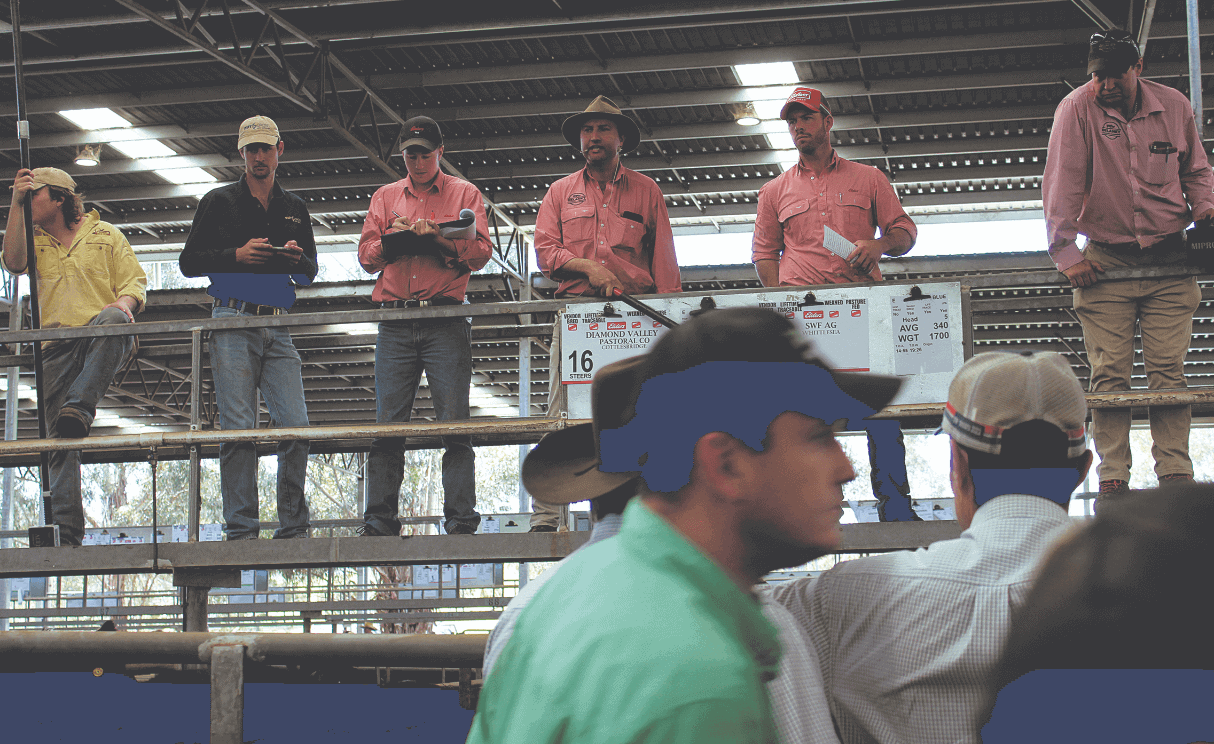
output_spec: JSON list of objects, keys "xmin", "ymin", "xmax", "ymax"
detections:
[
  {"xmin": 469, "ymin": 307, "xmax": 898, "ymax": 744},
  {"xmin": 529, "ymin": 95, "xmax": 682, "ymax": 532},
  {"xmin": 4, "ymin": 167, "xmax": 147, "ymax": 546}
]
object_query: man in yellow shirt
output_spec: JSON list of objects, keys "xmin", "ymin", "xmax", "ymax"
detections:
[{"xmin": 3, "ymin": 167, "xmax": 147, "ymax": 545}]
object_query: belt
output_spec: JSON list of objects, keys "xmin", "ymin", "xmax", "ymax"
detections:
[
  {"xmin": 1091, "ymin": 231, "xmax": 1184, "ymax": 252},
  {"xmin": 381, "ymin": 297, "xmax": 462, "ymax": 308},
  {"xmin": 215, "ymin": 298, "xmax": 288, "ymax": 316}
]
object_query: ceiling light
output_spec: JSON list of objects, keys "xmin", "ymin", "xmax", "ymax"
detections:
[
  {"xmin": 736, "ymin": 102, "xmax": 760, "ymax": 126},
  {"xmin": 59, "ymin": 108, "xmax": 131, "ymax": 130},
  {"xmin": 110, "ymin": 140, "xmax": 177, "ymax": 159},
  {"xmin": 155, "ymin": 168, "xmax": 218, "ymax": 185},
  {"xmin": 74, "ymin": 144, "xmax": 102, "ymax": 167},
  {"xmin": 734, "ymin": 62, "xmax": 800, "ymax": 87}
]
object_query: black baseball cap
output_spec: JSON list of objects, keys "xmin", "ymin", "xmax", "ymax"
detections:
[
  {"xmin": 399, "ymin": 116, "xmax": 443, "ymax": 152},
  {"xmin": 1088, "ymin": 29, "xmax": 1141, "ymax": 75}
]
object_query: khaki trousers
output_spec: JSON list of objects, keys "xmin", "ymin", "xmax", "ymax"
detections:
[
  {"xmin": 530, "ymin": 316, "xmax": 569, "ymax": 530},
  {"xmin": 1073, "ymin": 241, "xmax": 1200, "ymax": 482}
]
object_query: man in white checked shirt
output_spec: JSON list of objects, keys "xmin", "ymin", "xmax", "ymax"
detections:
[{"xmin": 772, "ymin": 351, "xmax": 1093, "ymax": 744}]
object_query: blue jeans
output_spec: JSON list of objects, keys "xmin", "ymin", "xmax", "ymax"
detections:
[
  {"xmin": 365, "ymin": 317, "xmax": 479, "ymax": 535},
  {"xmin": 866, "ymin": 421, "xmax": 917, "ymax": 521},
  {"xmin": 210, "ymin": 306, "xmax": 311, "ymax": 539},
  {"xmin": 42, "ymin": 308, "xmax": 135, "ymax": 546}
]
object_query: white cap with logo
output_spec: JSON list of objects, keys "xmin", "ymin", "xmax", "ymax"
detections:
[
  {"xmin": 941, "ymin": 351, "xmax": 1088, "ymax": 459},
  {"xmin": 237, "ymin": 115, "xmax": 280, "ymax": 149}
]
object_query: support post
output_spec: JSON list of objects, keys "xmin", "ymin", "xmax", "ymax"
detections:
[
  {"xmin": 1187, "ymin": 0, "xmax": 1204, "ymax": 139},
  {"xmin": 517, "ymin": 231, "xmax": 532, "ymax": 589},
  {"xmin": 187, "ymin": 328, "xmax": 203, "ymax": 540},
  {"xmin": 210, "ymin": 644, "xmax": 246, "ymax": 744},
  {"xmin": 183, "ymin": 586, "xmax": 209, "ymax": 632},
  {"xmin": 0, "ymin": 277, "xmax": 20, "ymax": 630}
]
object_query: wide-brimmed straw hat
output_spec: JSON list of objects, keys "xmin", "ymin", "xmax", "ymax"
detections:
[
  {"xmin": 561, "ymin": 96, "xmax": 642, "ymax": 153},
  {"xmin": 523, "ymin": 356, "xmax": 645, "ymax": 505}
]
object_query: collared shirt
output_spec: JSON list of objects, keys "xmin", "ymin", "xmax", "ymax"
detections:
[
  {"xmin": 772, "ymin": 495, "xmax": 1074, "ymax": 744},
  {"xmin": 468, "ymin": 499, "xmax": 781, "ymax": 744},
  {"xmin": 1044, "ymin": 78, "xmax": 1214, "ymax": 271},
  {"xmin": 534, "ymin": 165, "xmax": 681, "ymax": 297},
  {"xmin": 357, "ymin": 172, "xmax": 492, "ymax": 302},
  {"xmin": 752, "ymin": 152, "xmax": 917, "ymax": 286},
  {"xmin": 483, "ymin": 514, "xmax": 841, "ymax": 744},
  {"xmin": 482, "ymin": 513, "xmax": 622, "ymax": 679},
  {"xmin": 18, "ymin": 210, "xmax": 147, "ymax": 329},
  {"xmin": 180, "ymin": 175, "xmax": 317, "ymax": 309},
  {"xmin": 760, "ymin": 593, "xmax": 844, "ymax": 744}
]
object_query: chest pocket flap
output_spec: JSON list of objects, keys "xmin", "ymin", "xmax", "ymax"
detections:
[
  {"xmin": 778, "ymin": 200, "xmax": 810, "ymax": 224},
  {"xmin": 839, "ymin": 192, "xmax": 872, "ymax": 209}
]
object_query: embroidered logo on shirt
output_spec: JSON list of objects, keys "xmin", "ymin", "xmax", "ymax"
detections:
[
  {"xmin": 1101, "ymin": 122, "xmax": 1123, "ymax": 140},
  {"xmin": 567, "ymin": 193, "xmax": 586, "ymax": 206},
  {"xmin": 284, "ymin": 214, "xmax": 302, "ymax": 224}
]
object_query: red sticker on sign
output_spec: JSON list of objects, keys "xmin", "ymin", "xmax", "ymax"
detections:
[
  {"xmin": 589, "ymin": 323, "xmax": 599, "ymax": 330},
  {"xmin": 829, "ymin": 310, "xmax": 839, "ymax": 318},
  {"xmin": 567, "ymin": 324, "xmax": 577, "ymax": 331},
  {"xmin": 851, "ymin": 309, "xmax": 862, "ymax": 317},
  {"xmin": 631, "ymin": 321, "xmax": 641, "ymax": 328},
  {"xmin": 607, "ymin": 322, "xmax": 625, "ymax": 330},
  {"xmin": 653, "ymin": 321, "xmax": 661, "ymax": 328},
  {"xmin": 804, "ymin": 310, "xmax": 824, "ymax": 319}
]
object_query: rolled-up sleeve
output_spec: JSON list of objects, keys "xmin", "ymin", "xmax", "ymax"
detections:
[
  {"xmin": 751, "ymin": 182, "xmax": 784, "ymax": 264},
  {"xmin": 534, "ymin": 185, "xmax": 576, "ymax": 278},
  {"xmin": 110, "ymin": 234, "xmax": 148, "ymax": 311},
  {"xmin": 873, "ymin": 173, "xmax": 917, "ymax": 246},
  {"xmin": 1179, "ymin": 105, "xmax": 1214, "ymax": 217},
  {"xmin": 448, "ymin": 188, "xmax": 492, "ymax": 272},
  {"xmin": 648, "ymin": 186, "xmax": 681, "ymax": 294},
  {"xmin": 358, "ymin": 187, "xmax": 393, "ymax": 274},
  {"xmin": 1043, "ymin": 98, "xmax": 1089, "ymax": 271}
]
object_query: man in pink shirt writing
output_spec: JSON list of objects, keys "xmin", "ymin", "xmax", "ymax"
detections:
[
  {"xmin": 357, "ymin": 116, "xmax": 493, "ymax": 537},
  {"xmin": 530, "ymin": 96, "xmax": 681, "ymax": 532},
  {"xmin": 752, "ymin": 86, "xmax": 920, "ymax": 521},
  {"xmin": 1043, "ymin": 29, "xmax": 1213, "ymax": 499}
]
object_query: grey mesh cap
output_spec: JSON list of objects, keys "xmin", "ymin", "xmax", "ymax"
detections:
[{"xmin": 941, "ymin": 351, "xmax": 1088, "ymax": 458}]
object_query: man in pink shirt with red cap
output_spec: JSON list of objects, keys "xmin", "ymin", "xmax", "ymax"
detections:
[
  {"xmin": 1043, "ymin": 28, "xmax": 1214, "ymax": 499},
  {"xmin": 752, "ymin": 86, "xmax": 920, "ymax": 522}
]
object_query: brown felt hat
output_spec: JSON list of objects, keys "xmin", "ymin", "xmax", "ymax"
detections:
[
  {"xmin": 522, "ymin": 355, "xmax": 645, "ymax": 505},
  {"xmin": 561, "ymin": 96, "xmax": 642, "ymax": 153}
]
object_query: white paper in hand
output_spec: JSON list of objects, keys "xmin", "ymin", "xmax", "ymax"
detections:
[{"xmin": 823, "ymin": 225, "xmax": 855, "ymax": 260}]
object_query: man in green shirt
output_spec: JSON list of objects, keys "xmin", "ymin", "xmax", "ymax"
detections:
[{"xmin": 468, "ymin": 307, "xmax": 901, "ymax": 743}]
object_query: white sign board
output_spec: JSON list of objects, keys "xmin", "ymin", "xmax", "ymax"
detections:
[{"xmin": 561, "ymin": 284, "xmax": 965, "ymax": 419}]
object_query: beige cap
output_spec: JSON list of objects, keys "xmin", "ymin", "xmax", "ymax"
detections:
[
  {"xmin": 30, "ymin": 167, "xmax": 77, "ymax": 193},
  {"xmin": 237, "ymin": 115, "xmax": 280, "ymax": 149},
  {"xmin": 941, "ymin": 351, "xmax": 1088, "ymax": 459}
]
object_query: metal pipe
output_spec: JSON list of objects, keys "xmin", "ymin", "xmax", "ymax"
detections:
[
  {"xmin": 187, "ymin": 328, "xmax": 202, "ymax": 542},
  {"xmin": 0, "ymin": 417, "xmax": 567, "ymax": 455},
  {"xmin": 0, "ymin": 629, "xmax": 487, "ymax": 667},
  {"xmin": 8, "ymin": 0, "xmax": 52, "ymax": 523},
  {"xmin": 0, "ymin": 267, "xmax": 1204, "ymax": 346},
  {"xmin": 1188, "ymin": 0, "xmax": 1204, "ymax": 139}
]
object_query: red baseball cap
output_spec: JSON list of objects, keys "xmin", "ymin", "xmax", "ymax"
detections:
[{"xmin": 779, "ymin": 87, "xmax": 831, "ymax": 119}]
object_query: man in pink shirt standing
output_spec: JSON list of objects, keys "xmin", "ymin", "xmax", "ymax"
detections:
[
  {"xmin": 752, "ymin": 87, "xmax": 920, "ymax": 521},
  {"xmin": 530, "ymin": 96, "xmax": 681, "ymax": 532},
  {"xmin": 357, "ymin": 116, "xmax": 493, "ymax": 536},
  {"xmin": 1043, "ymin": 29, "xmax": 1213, "ymax": 499}
]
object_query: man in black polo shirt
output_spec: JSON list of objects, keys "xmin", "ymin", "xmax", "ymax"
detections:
[{"xmin": 180, "ymin": 115, "xmax": 317, "ymax": 540}]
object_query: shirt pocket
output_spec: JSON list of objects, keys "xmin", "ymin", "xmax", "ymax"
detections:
[
  {"xmin": 561, "ymin": 205, "xmax": 597, "ymax": 251},
  {"xmin": 607, "ymin": 210, "xmax": 645, "ymax": 254},
  {"xmin": 837, "ymin": 192, "xmax": 873, "ymax": 235},
  {"xmin": 1141, "ymin": 145, "xmax": 1179, "ymax": 186}
]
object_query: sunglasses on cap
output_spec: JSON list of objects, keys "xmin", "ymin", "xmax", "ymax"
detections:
[{"xmin": 1089, "ymin": 30, "xmax": 1140, "ymax": 56}]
